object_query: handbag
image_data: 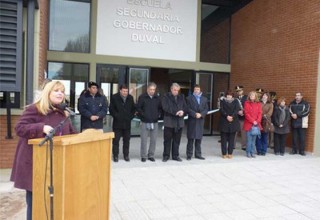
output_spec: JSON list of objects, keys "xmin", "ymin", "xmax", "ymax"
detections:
[
  {"xmin": 302, "ymin": 115, "xmax": 308, "ymax": 128},
  {"xmin": 263, "ymin": 117, "xmax": 275, "ymax": 132},
  {"xmin": 250, "ymin": 125, "xmax": 261, "ymax": 136}
]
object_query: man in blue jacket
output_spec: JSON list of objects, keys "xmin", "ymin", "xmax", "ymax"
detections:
[
  {"xmin": 289, "ymin": 92, "xmax": 310, "ymax": 156},
  {"xmin": 78, "ymin": 81, "xmax": 108, "ymax": 131}
]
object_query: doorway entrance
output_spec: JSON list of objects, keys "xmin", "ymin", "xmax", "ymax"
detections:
[{"xmin": 94, "ymin": 65, "xmax": 229, "ymax": 136}]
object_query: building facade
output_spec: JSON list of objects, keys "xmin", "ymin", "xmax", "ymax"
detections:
[{"xmin": 0, "ymin": 0, "xmax": 319, "ymax": 168}]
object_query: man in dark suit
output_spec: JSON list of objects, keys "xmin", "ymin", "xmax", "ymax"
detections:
[
  {"xmin": 109, "ymin": 84, "xmax": 136, "ymax": 162},
  {"xmin": 162, "ymin": 83, "xmax": 187, "ymax": 162},
  {"xmin": 186, "ymin": 85, "xmax": 208, "ymax": 160}
]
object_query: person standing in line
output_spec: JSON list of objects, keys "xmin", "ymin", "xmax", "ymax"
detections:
[
  {"xmin": 78, "ymin": 81, "xmax": 108, "ymax": 131},
  {"xmin": 243, "ymin": 91, "xmax": 262, "ymax": 158},
  {"xmin": 109, "ymin": 84, "xmax": 136, "ymax": 162},
  {"xmin": 289, "ymin": 92, "xmax": 310, "ymax": 156},
  {"xmin": 234, "ymin": 85, "xmax": 247, "ymax": 151},
  {"xmin": 218, "ymin": 90, "xmax": 241, "ymax": 159},
  {"xmin": 256, "ymin": 88, "xmax": 264, "ymax": 100},
  {"xmin": 10, "ymin": 81, "xmax": 77, "ymax": 220},
  {"xmin": 162, "ymin": 83, "xmax": 187, "ymax": 162},
  {"xmin": 272, "ymin": 97, "xmax": 290, "ymax": 156},
  {"xmin": 269, "ymin": 91, "xmax": 277, "ymax": 149},
  {"xmin": 136, "ymin": 82, "xmax": 162, "ymax": 162},
  {"xmin": 186, "ymin": 84, "xmax": 208, "ymax": 160},
  {"xmin": 256, "ymin": 92, "xmax": 274, "ymax": 156}
]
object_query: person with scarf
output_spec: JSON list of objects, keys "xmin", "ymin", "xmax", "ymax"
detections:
[
  {"xmin": 186, "ymin": 84, "xmax": 208, "ymax": 160},
  {"xmin": 272, "ymin": 97, "xmax": 290, "ymax": 155},
  {"xmin": 256, "ymin": 92, "xmax": 274, "ymax": 155},
  {"xmin": 218, "ymin": 90, "xmax": 241, "ymax": 158}
]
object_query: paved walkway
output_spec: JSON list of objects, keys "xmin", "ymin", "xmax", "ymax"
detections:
[{"xmin": 1, "ymin": 134, "xmax": 320, "ymax": 219}]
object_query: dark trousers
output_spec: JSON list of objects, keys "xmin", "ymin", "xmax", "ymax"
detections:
[
  {"xmin": 292, "ymin": 128, "xmax": 306, "ymax": 153},
  {"xmin": 186, "ymin": 139, "xmax": 202, "ymax": 157},
  {"xmin": 26, "ymin": 190, "xmax": 32, "ymax": 220},
  {"xmin": 163, "ymin": 127, "xmax": 182, "ymax": 159},
  {"xmin": 274, "ymin": 133, "xmax": 287, "ymax": 154},
  {"xmin": 221, "ymin": 132, "xmax": 236, "ymax": 155},
  {"xmin": 112, "ymin": 128, "xmax": 131, "ymax": 157},
  {"xmin": 256, "ymin": 132, "xmax": 269, "ymax": 154}
]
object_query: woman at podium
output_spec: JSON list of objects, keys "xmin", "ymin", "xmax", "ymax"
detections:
[{"xmin": 10, "ymin": 80, "xmax": 77, "ymax": 220}]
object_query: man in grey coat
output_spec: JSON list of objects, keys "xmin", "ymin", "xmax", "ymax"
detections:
[{"xmin": 186, "ymin": 85, "xmax": 208, "ymax": 160}]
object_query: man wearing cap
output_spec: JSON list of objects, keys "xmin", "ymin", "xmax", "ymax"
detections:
[
  {"xmin": 256, "ymin": 88, "xmax": 264, "ymax": 100},
  {"xmin": 78, "ymin": 81, "xmax": 108, "ymax": 131},
  {"xmin": 235, "ymin": 85, "xmax": 247, "ymax": 150}
]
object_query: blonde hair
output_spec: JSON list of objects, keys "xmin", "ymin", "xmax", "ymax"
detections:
[
  {"xmin": 247, "ymin": 91, "xmax": 260, "ymax": 102},
  {"xmin": 34, "ymin": 81, "xmax": 66, "ymax": 115}
]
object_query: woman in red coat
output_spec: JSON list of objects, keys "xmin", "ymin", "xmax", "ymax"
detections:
[
  {"xmin": 243, "ymin": 91, "xmax": 262, "ymax": 158},
  {"xmin": 10, "ymin": 81, "xmax": 77, "ymax": 220}
]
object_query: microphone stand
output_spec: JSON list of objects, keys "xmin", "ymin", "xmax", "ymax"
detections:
[{"xmin": 38, "ymin": 114, "xmax": 71, "ymax": 220}]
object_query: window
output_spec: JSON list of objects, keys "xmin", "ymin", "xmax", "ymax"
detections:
[
  {"xmin": 47, "ymin": 62, "xmax": 89, "ymax": 112},
  {"xmin": 49, "ymin": 0, "xmax": 91, "ymax": 52}
]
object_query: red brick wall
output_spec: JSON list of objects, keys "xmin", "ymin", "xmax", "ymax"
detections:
[
  {"xmin": 230, "ymin": 0, "xmax": 319, "ymax": 152},
  {"xmin": 0, "ymin": 115, "xmax": 20, "ymax": 168},
  {"xmin": 38, "ymin": 0, "xmax": 49, "ymax": 84},
  {"xmin": 200, "ymin": 18, "xmax": 230, "ymax": 64}
]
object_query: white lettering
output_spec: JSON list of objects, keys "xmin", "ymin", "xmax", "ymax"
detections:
[
  {"xmin": 131, "ymin": 33, "xmax": 164, "ymax": 44},
  {"xmin": 127, "ymin": 0, "xmax": 171, "ymax": 9},
  {"xmin": 116, "ymin": 7, "xmax": 179, "ymax": 22},
  {"xmin": 113, "ymin": 20, "xmax": 182, "ymax": 35}
]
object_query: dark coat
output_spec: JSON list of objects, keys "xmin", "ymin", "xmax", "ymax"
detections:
[
  {"xmin": 289, "ymin": 99, "xmax": 310, "ymax": 128},
  {"xmin": 272, "ymin": 105, "xmax": 290, "ymax": 134},
  {"xmin": 10, "ymin": 104, "xmax": 77, "ymax": 191},
  {"xmin": 78, "ymin": 91, "xmax": 108, "ymax": 130},
  {"xmin": 219, "ymin": 99, "xmax": 241, "ymax": 133},
  {"xmin": 236, "ymin": 95, "xmax": 247, "ymax": 120},
  {"xmin": 161, "ymin": 92, "xmax": 187, "ymax": 129},
  {"xmin": 136, "ymin": 93, "xmax": 162, "ymax": 123},
  {"xmin": 109, "ymin": 92, "xmax": 135, "ymax": 129},
  {"xmin": 186, "ymin": 94, "xmax": 208, "ymax": 139}
]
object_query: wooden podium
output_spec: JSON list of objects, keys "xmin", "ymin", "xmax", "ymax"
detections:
[{"xmin": 28, "ymin": 129, "xmax": 114, "ymax": 220}]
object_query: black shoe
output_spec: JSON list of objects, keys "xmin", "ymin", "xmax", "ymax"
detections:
[
  {"xmin": 241, "ymin": 148, "xmax": 246, "ymax": 151},
  {"xmin": 195, "ymin": 156, "xmax": 205, "ymax": 160},
  {"xmin": 251, "ymin": 154, "xmax": 256, "ymax": 158},
  {"xmin": 162, "ymin": 157, "xmax": 169, "ymax": 162},
  {"xmin": 299, "ymin": 152, "xmax": 306, "ymax": 156},
  {"xmin": 290, "ymin": 150, "xmax": 297, "ymax": 155},
  {"xmin": 173, "ymin": 157, "xmax": 182, "ymax": 162},
  {"xmin": 187, "ymin": 156, "xmax": 191, "ymax": 160},
  {"xmin": 148, "ymin": 158, "xmax": 155, "ymax": 162},
  {"xmin": 124, "ymin": 156, "xmax": 130, "ymax": 162},
  {"xmin": 141, "ymin": 158, "xmax": 146, "ymax": 162},
  {"xmin": 261, "ymin": 153, "xmax": 266, "ymax": 156},
  {"xmin": 113, "ymin": 156, "xmax": 118, "ymax": 162}
]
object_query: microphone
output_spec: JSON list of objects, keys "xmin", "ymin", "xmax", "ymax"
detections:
[{"xmin": 58, "ymin": 103, "xmax": 76, "ymax": 116}]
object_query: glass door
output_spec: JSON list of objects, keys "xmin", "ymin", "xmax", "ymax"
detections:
[
  {"xmin": 97, "ymin": 64, "xmax": 126, "ymax": 132},
  {"xmin": 195, "ymin": 72, "xmax": 213, "ymax": 135},
  {"xmin": 128, "ymin": 67, "xmax": 149, "ymax": 136}
]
